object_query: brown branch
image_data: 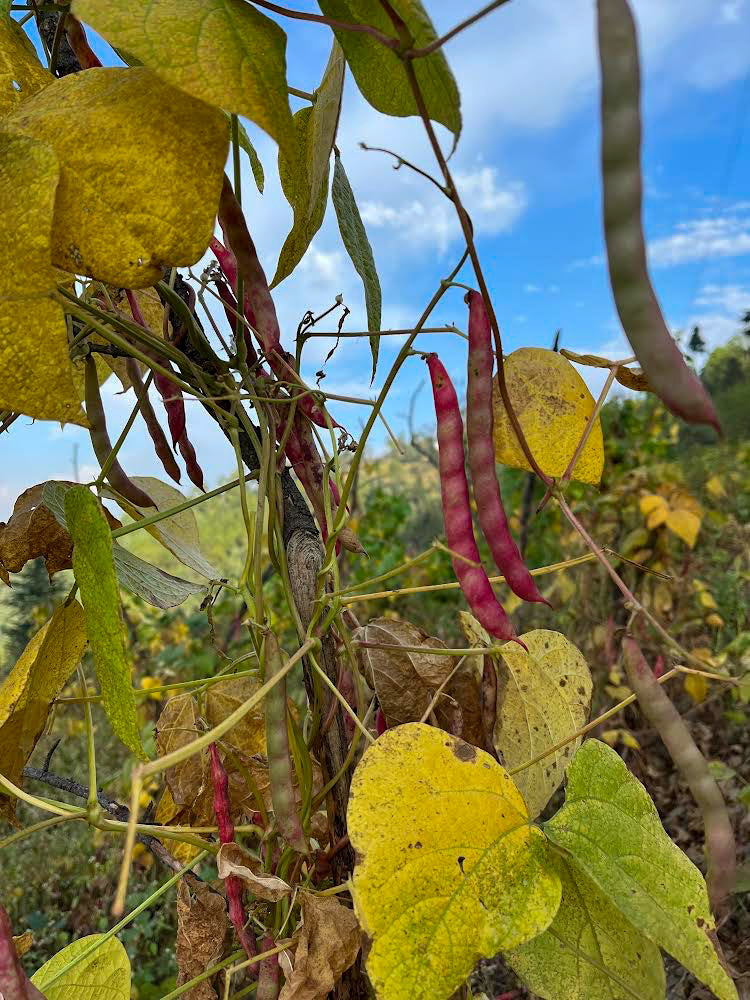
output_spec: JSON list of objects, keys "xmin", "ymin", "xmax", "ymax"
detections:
[
  {"xmin": 250, "ymin": 0, "xmax": 399, "ymax": 49},
  {"xmin": 405, "ymin": 0, "xmax": 513, "ymax": 58},
  {"xmin": 23, "ymin": 766, "xmax": 188, "ymax": 876},
  {"xmin": 621, "ymin": 638, "xmax": 735, "ymax": 915}
]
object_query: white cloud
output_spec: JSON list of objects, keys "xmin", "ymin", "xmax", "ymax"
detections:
[
  {"xmin": 524, "ymin": 283, "xmax": 541, "ymax": 293},
  {"xmin": 648, "ymin": 212, "xmax": 750, "ymax": 266},
  {"xmin": 694, "ymin": 283, "xmax": 750, "ymax": 316},
  {"xmin": 360, "ymin": 166, "xmax": 526, "ymax": 253}
]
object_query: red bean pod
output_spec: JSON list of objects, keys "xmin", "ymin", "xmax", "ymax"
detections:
[
  {"xmin": 208, "ymin": 742, "xmax": 258, "ymax": 968},
  {"xmin": 466, "ymin": 291, "xmax": 550, "ymax": 607},
  {"xmin": 177, "ymin": 431, "xmax": 205, "ymax": 492},
  {"xmin": 84, "ymin": 356, "xmax": 155, "ymax": 508},
  {"xmin": 426, "ymin": 353, "xmax": 520, "ymax": 645},
  {"xmin": 126, "ymin": 359, "xmax": 182, "ymax": 485},
  {"xmin": 597, "ymin": 0, "xmax": 719, "ymax": 431},
  {"xmin": 256, "ymin": 935, "xmax": 281, "ymax": 1000}
]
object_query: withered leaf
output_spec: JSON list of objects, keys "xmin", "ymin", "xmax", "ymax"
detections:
[
  {"xmin": 0, "ymin": 904, "xmax": 46, "ymax": 1000},
  {"xmin": 176, "ymin": 881, "xmax": 228, "ymax": 1000},
  {"xmin": 353, "ymin": 618, "xmax": 459, "ymax": 729},
  {"xmin": 615, "ymin": 366, "xmax": 652, "ymax": 392},
  {"xmin": 279, "ymin": 893, "xmax": 360, "ymax": 1000},
  {"xmin": 12, "ymin": 931, "xmax": 33, "ymax": 959},
  {"xmin": 0, "ymin": 481, "xmax": 120, "ymax": 579},
  {"xmin": 205, "ymin": 676, "xmax": 268, "ymax": 757},
  {"xmin": 217, "ymin": 843, "xmax": 291, "ymax": 902},
  {"xmin": 156, "ymin": 694, "xmax": 208, "ymax": 809}
]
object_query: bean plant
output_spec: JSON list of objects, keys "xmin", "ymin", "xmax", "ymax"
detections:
[{"xmin": 0, "ymin": 1, "xmax": 741, "ymax": 1000}]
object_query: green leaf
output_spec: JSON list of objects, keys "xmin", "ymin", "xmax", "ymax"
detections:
[
  {"xmin": 234, "ymin": 117, "xmax": 264, "ymax": 193},
  {"xmin": 0, "ymin": 132, "xmax": 86, "ymax": 425},
  {"xmin": 1, "ymin": 15, "xmax": 53, "ymax": 115},
  {"xmin": 332, "ymin": 149, "xmax": 382, "ymax": 382},
  {"xmin": 0, "ymin": 602, "xmax": 87, "ymax": 821},
  {"xmin": 316, "ymin": 0, "xmax": 461, "ymax": 145},
  {"xmin": 64, "ymin": 486, "xmax": 145, "ymax": 759},
  {"xmin": 3, "ymin": 67, "xmax": 229, "ymax": 287},
  {"xmin": 31, "ymin": 934, "xmax": 131, "ymax": 999},
  {"xmin": 492, "ymin": 629, "xmax": 592, "ymax": 819},
  {"xmin": 72, "ymin": 0, "xmax": 296, "ymax": 169},
  {"xmin": 506, "ymin": 856, "xmax": 665, "ymax": 1000},
  {"xmin": 112, "ymin": 544, "xmax": 205, "ymax": 609},
  {"xmin": 272, "ymin": 41, "xmax": 345, "ymax": 286},
  {"xmin": 544, "ymin": 740, "xmax": 738, "ymax": 1000},
  {"xmin": 348, "ymin": 722, "xmax": 561, "ymax": 1000}
]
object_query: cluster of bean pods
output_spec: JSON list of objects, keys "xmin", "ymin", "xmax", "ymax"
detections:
[{"xmin": 426, "ymin": 291, "xmax": 549, "ymax": 645}]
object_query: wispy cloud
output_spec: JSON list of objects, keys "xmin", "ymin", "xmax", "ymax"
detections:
[{"xmin": 649, "ymin": 212, "xmax": 750, "ymax": 266}]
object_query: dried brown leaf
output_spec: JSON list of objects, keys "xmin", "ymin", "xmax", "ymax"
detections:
[
  {"xmin": 279, "ymin": 893, "xmax": 360, "ymax": 1000},
  {"xmin": 0, "ymin": 481, "xmax": 120, "ymax": 579},
  {"xmin": 353, "ymin": 618, "xmax": 457, "ymax": 728},
  {"xmin": 156, "ymin": 694, "xmax": 208, "ymax": 808},
  {"xmin": 217, "ymin": 843, "xmax": 291, "ymax": 902},
  {"xmin": 12, "ymin": 932, "xmax": 32, "ymax": 959},
  {"xmin": 616, "ymin": 366, "xmax": 652, "ymax": 392},
  {"xmin": 205, "ymin": 677, "xmax": 267, "ymax": 757},
  {"xmin": 176, "ymin": 881, "xmax": 229, "ymax": 1000}
]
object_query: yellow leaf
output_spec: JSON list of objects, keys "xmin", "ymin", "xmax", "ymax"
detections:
[
  {"xmin": 647, "ymin": 506, "xmax": 668, "ymax": 530},
  {"xmin": 684, "ymin": 674, "xmax": 708, "ymax": 705},
  {"xmin": 621, "ymin": 730, "xmax": 641, "ymax": 750},
  {"xmin": 706, "ymin": 613, "xmax": 725, "ymax": 628},
  {"xmin": 4, "ymin": 67, "xmax": 229, "ymax": 286},
  {"xmin": 639, "ymin": 493, "xmax": 667, "ymax": 518},
  {"xmin": 0, "ymin": 602, "xmax": 87, "ymax": 821},
  {"xmin": 706, "ymin": 475, "xmax": 725, "ymax": 499},
  {"xmin": 0, "ymin": 132, "xmax": 86, "ymax": 425},
  {"xmin": 492, "ymin": 348, "xmax": 604, "ymax": 484},
  {"xmin": 31, "ymin": 934, "xmax": 130, "ymax": 999},
  {"xmin": 698, "ymin": 590, "xmax": 718, "ymax": 610},
  {"xmin": 665, "ymin": 509, "xmax": 701, "ymax": 548},
  {"xmin": 493, "ymin": 630, "xmax": 592, "ymax": 818},
  {"xmin": 348, "ymin": 723, "xmax": 561, "ymax": 1000},
  {"xmin": 12, "ymin": 930, "xmax": 33, "ymax": 958},
  {"xmin": 0, "ymin": 17, "xmax": 53, "ymax": 116},
  {"xmin": 72, "ymin": 0, "xmax": 296, "ymax": 170}
]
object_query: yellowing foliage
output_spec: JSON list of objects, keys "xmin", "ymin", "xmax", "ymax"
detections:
[
  {"xmin": 348, "ymin": 723, "xmax": 561, "ymax": 1000},
  {"xmin": 32, "ymin": 934, "xmax": 131, "ymax": 999},
  {"xmin": 640, "ymin": 490, "xmax": 702, "ymax": 548},
  {"xmin": 0, "ymin": 17, "xmax": 53, "ymax": 115},
  {"xmin": 493, "ymin": 348, "xmax": 604, "ymax": 484},
  {"xmin": 0, "ymin": 133, "xmax": 86, "ymax": 425},
  {"xmin": 3, "ymin": 67, "xmax": 229, "ymax": 286},
  {"xmin": 0, "ymin": 602, "xmax": 87, "ymax": 820}
]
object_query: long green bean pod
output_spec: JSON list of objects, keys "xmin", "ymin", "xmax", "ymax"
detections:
[
  {"xmin": 597, "ymin": 0, "xmax": 719, "ymax": 431},
  {"xmin": 263, "ymin": 629, "xmax": 307, "ymax": 854},
  {"xmin": 84, "ymin": 356, "xmax": 155, "ymax": 508}
]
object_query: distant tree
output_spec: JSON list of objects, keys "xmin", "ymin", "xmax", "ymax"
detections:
[
  {"xmin": 1, "ymin": 558, "xmax": 64, "ymax": 671},
  {"xmin": 688, "ymin": 325, "xmax": 706, "ymax": 354}
]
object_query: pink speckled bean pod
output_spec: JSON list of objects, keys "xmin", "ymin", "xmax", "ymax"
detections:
[
  {"xmin": 208, "ymin": 742, "xmax": 258, "ymax": 969},
  {"xmin": 426, "ymin": 353, "xmax": 520, "ymax": 645},
  {"xmin": 466, "ymin": 290, "xmax": 550, "ymax": 607}
]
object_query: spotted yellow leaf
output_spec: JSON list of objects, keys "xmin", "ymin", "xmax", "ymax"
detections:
[
  {"xmin": 0, "ymin": 132, "xmax": 86, "ymax": 425},
  {"xmin": 665, "ymin": 509, "xmax": 701, "ymax": 548},
  {"xmin": 492, "ymin": 630, "xmax": 592, "ymax": 819},
  {"xmin": 72, "ymin": 0, "xmax": 296, "ymax": 169},
  {"xmin": 0, "ymin": 16, "xmax": 53, "ymax": 116},
  {"xmin": 348, "ymin": 723, "xmax": 561, "ymax": 1000},
  {"xmin": 3, "ymin": 67, "xmax": 228, "ymax": 286},
  {"xmin": 493, "ymin": 348, "xmax": 603, "ymax": 484},
  {"xmin": 32, "ymin": 934, "xmax": 130, "ymax": 999}
]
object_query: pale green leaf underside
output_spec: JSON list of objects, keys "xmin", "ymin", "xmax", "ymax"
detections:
[
  {"xmin": 332, "ymin": 151, "xmax": 382, "ymax": 382},
  {"xmin": 544, "ymin": 740, "xmax": 738, "ymax": 1000},
  {"xmin": 506, "ymin": 856, "xmax": 665, "ymax": 1000}
]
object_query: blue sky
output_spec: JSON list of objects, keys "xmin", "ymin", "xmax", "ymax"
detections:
[{"xmin": 3, "ymin": 0, "xmax": 749, "ymax": 518}]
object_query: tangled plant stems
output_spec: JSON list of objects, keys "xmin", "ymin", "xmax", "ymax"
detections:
[
  {"xmin": 465, "ymin": 290, "xmax": 549, "ymax": 607},
  {"xmin": 83, "ymin": 356, "xmax": 155, "ymax": 508},
  {"xmin": 425, "ymin": 353, "xmax": 520, "ymax": 645}
]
